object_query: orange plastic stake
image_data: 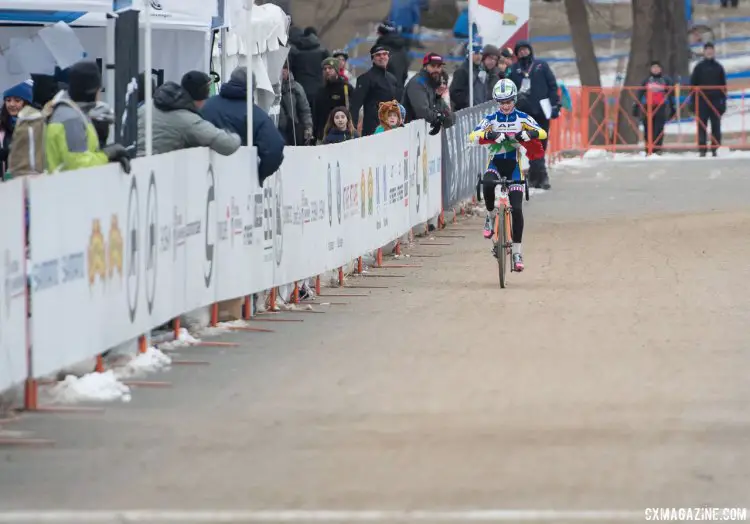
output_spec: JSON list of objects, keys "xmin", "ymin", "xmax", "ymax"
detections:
[
  {"xmin": 315, "ymin": 275, "xmax": 321, "ymax": 295},
  {"xmin": 95, "ymin": 355, "xmax": 104, "ymax": 373},
  {"xmin": 376, "ymin": 248, "xmax": 383, "ymax": 267},
  {"xmin": 173, "ymin": 317, "xmax": 181, "ymax": 340},
  {"xmin": 394, "ymin": 241, "xmax": 401, "ymax": 255},
  {"xmin": 270, "ymin": 288, "xmax": 277, "ymax": 310},
  {"xmin": 138, "ymin": 335, "xmax": 148, "ymax": 354},
  {"xmin": 292, "ymin": 282, "xmax": 300, "ymax": 304},
  {"xmin": 357, "ymin": 257, "xmax": 363, "ymax": 274},
  {"xmin": 338, "ymin": 267, "xmax": 345, "ymax": 286},
  {"xmin": 244, "ymin": 296, "xmax": 252, "ymax": 320},
  {"xmin": 210, "ymin": 303, "xmax": 219, "ymax": 327}
]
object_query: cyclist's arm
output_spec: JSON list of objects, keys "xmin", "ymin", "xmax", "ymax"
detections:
[
  {"xmin": 520, "ymin": 115, "xmax": 547, "ymax": 141},
  {"xmin": 469, "ymin": 117, "xmax": 496, "ymax": 144}
]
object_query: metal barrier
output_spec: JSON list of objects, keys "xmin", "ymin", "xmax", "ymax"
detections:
[{"xmin": 547, "ymin": 84, "xmax": 750, "ymax": 157}]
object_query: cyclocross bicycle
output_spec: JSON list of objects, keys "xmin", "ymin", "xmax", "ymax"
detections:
[{"xmin": 489, "ymin": 175, "xmax": 528, "ymax": 288}]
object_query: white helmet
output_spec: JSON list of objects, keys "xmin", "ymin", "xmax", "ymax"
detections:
[{"xmin": 492, "ymin": 78, "xmax": 517, "ymax": 103}]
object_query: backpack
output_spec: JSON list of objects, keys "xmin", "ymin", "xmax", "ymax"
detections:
[{"xmin": 7, "ymin": 104, "xmax": 49, "ymax": 177}]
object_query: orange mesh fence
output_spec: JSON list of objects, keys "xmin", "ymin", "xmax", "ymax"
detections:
[{"xmin": 547, "ymin": 84, "xmax": 750, "ymax": 158}]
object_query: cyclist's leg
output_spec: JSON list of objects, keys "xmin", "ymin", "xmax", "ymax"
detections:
[
  {"xmin": 507, "ymin": 163, "xmax": 526, "ymax": 270},
  {"xmin": 481, "ymin": 159, "xmax": 502, "ymax": 238}
]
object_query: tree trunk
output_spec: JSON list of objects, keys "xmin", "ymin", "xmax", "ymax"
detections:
[
  {"xmin": 563, "ymin": 0, "xmax": 605, "ymax": 145},
  {"xmin": 617, "ymin": 0, "xmax": 689, "ymax": 147}
]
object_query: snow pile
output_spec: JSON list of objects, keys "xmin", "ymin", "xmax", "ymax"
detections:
[
  {"xmin": 49, "ymin": 371, "xmax": 132, "ymax": 404},
  {"xmin": 114, "ymin": 347, "xmax": 172, "ymax": 380},
  {"xmin": 158, "ymin": 327, "xmax": 201, "ymax": 351},
  {"xmin": 556, "ymin": 147, "xmax": 750, "ymax": 167}
]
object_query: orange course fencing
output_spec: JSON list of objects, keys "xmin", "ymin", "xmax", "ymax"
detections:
[{"xmin": 547, "ymin": 84, "xmax": 750, "ymax": 159}]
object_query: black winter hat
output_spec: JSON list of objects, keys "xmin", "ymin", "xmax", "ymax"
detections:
[
  {"xmin": 181, "ymin": 70, "xmax": 212, "ymax": 101},
  {"xmin": 67, "ymin": 60, "xmax": 102, "ymax": 102},
  {"xmin": 370, "ymin": 44, "xmax": 389, "ymax": 56}
]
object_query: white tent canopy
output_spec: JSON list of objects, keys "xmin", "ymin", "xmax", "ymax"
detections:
[
  {"xmin": 216, "ymin": 0, "xmax": 288, "ymax": 111},
  {"xmin": 0, "ymin": 0, "xmax": 111, "ymax": 11}
]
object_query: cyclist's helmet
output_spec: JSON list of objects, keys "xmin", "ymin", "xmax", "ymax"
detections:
[{"xmin": 492, "ymin": 78, "xmax": 517, "ymax": 114}]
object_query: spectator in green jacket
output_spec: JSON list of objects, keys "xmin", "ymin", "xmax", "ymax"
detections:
[{"xmin": 45, "ymin": 60, "xmax": 129, "ymax": 173}]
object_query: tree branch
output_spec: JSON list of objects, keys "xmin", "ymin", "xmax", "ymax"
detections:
[{"xmin": 317, "ymin": 0, "xmax": 352, "ymax": 37}]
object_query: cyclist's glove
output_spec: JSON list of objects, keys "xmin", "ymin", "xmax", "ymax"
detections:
[
  {"xmin": 484, "ymin": 130, "xmax": 506, "ymax": 143},
  {"xmin": 518, "ymin": 129, "xmax": 539, "ymax": 142}
]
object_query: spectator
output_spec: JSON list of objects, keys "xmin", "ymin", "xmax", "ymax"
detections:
[
  {"xmin": 351, "ymin": 45, "xmax": 402, "ymax": 136},
  {"xmin": 202, "ymin": 67, "xmax": 284, "ymax": 182},
  {"xmin": 498, "ymin": 47, "xmax": 514, "ymax": 79},
  {"xmin": 510, "ymin": 40, "xmax": 560, "ymax": 146},
  {"xmin": 637, "ymin": 60, "xmax": 675, "ymax": 155},
  {"xmin": 137, "ymin": 70, "xmax": 240, "ymax": 156},
  {"xmin": 403, "ymin": 52, "xmax": 454, "ymax": 132},
  {"xmin": 289, "ymin": 26, "xmax": 330, "ymax": 110},
  {"xmin": 374, "ymin": 100, "xmax": 402, "ymax": 133},
  {"xmin": 45, "ymin": 61, "xmax": 129, "ymax": 173},
  {"xmin": 81, "ymin": 101, "xmax": 115, "ymax": 149},
  {"xmin": 720, "ymin": 0, "xmax": 738, "ymax": 7},
  {"xmin": 313, "ymin": 57, "xmax": 354, "ymax": 142},
  {"xmin": 278, "ymin": 62, "xmax": 314, "ymax": 145},
  {"xmin": 450, "ymin": 44, "xmax": 501, "ymax": 111},
  {"xmin": 510, "ymin": 40, "xmax": 559, "ymax": 189},
  {"xmin": 6, "ymin": 75, "xmax": 61, "ymax": 177},
  {"xmin": 388, "ymin": 0, "xmax": 422, "ymax": 48},
  {"xmin": 690, "ymin": 42, "xmax": 727, "ymax": 157},
  {"xmin": 1, "ymin": 80, "xmax": 32, "ymax": 174},
  {"xmin": 332, "ymin": 49, "xmax": 356, "ymax": 88},
  {"xmin": 322, "ymin": 106, "xmax": 359, "ymax": 144},
  {"xmin": 375, "ymin": 21, "xmax": 409, "ymax": 86}
]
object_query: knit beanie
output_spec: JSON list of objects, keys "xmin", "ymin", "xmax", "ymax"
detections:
[
  {"xmin": 321, "ymin": 57, "xmax": 339, "ymax": 69},
  {"xmin": 67, "ymin": 60, "xmax": 102, "ymax": 103},
  {"xmin": 482, "ymin": 45, "xmax": 500, "ymax": 60},
  {"xmin": 30, "ymin": 74, "xmax": 61, "ymax": 107},
  {"xmin": 3, "ymin": 80, "xmax": 33, "ymax": 104},
  {"xmin": 181, "ymin": 70, "xmax": 212, "ymax": 101}
]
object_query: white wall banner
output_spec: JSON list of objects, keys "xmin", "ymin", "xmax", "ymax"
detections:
[
  {"xmin": 0, "ymin": 179, "xmax": 28, "ymax": 393},
  {"xmin": 28, "ymin": 124, "xmax": 443, "ymax": 382}
]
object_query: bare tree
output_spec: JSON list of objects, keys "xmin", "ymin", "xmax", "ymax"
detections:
[
  {"xmin": 564, "ymin": 0, "xmax": 606, "ymax": 144},
  {"xmin": 316, "ymin": 0, "xmax": 353, "ymax": 38},
  {"xmin": 616, "ymin": 0, "xmax": 689, "ymax": 146}
]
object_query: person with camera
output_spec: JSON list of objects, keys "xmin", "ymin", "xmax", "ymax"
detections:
[{"xmin": 402, "ymin": 52, "xmax": 454, "ymax": 135}]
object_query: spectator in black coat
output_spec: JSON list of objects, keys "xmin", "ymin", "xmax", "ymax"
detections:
[
  {"xmin": 374, "ymin": 20, "xmax": 409, "ymax": 86},
  {"xmin": 402, "ymin": 52, "xmax": 453, "ymax": 130},
  {"xmin": 289, "ymin": 27, "xmax": 330, "ymax": 110},
  {"xmin": 509, "ymin": 40, "xmax": 559, "ymax": 190},
  {"xmin": 350, "ymin": 44, "xmax": 402, "ymax": 136},
  {"xmin": 690, "ymin": 42, "xmax": 727, "ymax": 157},
  {"xmin": 201, "ymin": 67, "xmax": 284, "ymax": 184},
  {"xmin": 509, "ymin": 40, "xmax": 560, "ymax": 149},
  {"xmin": 450, "ymin": 44, "xmax": 501, "ymax": 111},
  {"xmin": 313, "ymin": 57, "xmax": 354, "ymax": 142}
]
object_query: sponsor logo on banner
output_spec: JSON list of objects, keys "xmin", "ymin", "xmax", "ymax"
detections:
[
  {"xmin": 336, "ymin": 161, "xmax": 342, "ymax": 224},
  {"xmin": 503, "ymin": 12, "xmax": 518, "ymax": 25},
  {"xmin": 367, "ymin": 168, "xmax": 374, "ymax": 216},
  {"xmin": 403, "ymin": 150, "xmax": 409, "ymax": 207},
  {"xmin": 150, "ymin": 0, "xmax": 163, "ymax": 9},
  {"xmin": 274, "ymin": 174, "xmax": 283, "ymax": 267},
  {"xmin": 244, "ymin": 194, "xmax": 253, "ymax": 246},
  {"xmin": 85, "ymin": 216, "xmax": 123, "ymax": 288},
  {"xmin": 126, "ymin": 177, "xmax": 139, "ymax": 323},
  {"xmin": 415, "ymin": 132, "xmax": 421, "ymax": 213},
  {"xmin": 204, "ymin": 165, "xmax": 215, "ymax": 288},
  {"xmin": 145, "ymin": 172, "xmax": 157, "ymax": 314},
  {"xmin": 423, "ymin": 134, "xmax": 429, "ymax": 196},
  {"xmin": 360, "ymin": 170, "xmax": 366, "ymax": 219},
  {"xmin": 327, "ymin": 162, "xmax": 333, "ymax": 227},
  {"xmin": 4, "ymin": 250, "xmax": 24, "ymax": 318},
  {"xmin": 262, "ymin": 186, "xmax": 273, "ymax": 261}
]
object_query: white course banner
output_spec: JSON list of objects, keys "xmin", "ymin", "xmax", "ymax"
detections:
[
  {"xmin": 28, "ymin": 122, "xmax": 442, "ymax": 381},
  {"xmin": 0, "ymin": 178, "xmax": 27, "ymax": 393}
]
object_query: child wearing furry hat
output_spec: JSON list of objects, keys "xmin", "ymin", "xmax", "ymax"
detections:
[{"xmin": 374, "ymin": 100, "xmax": 402, "ymax": 134}]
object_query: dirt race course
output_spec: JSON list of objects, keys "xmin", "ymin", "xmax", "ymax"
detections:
[{"xmin": 1, "ymin": 157, "xmax": 749, "ymax": 523}]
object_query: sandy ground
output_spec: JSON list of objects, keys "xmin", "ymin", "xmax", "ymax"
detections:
[{"xmin": 1, "ymin": 158, "xmax": 749, "ymax": 522}]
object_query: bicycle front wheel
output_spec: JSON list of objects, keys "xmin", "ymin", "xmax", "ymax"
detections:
[{"xmin": 496, "ymin": 211, "xmax": 507, "ymax": 288}]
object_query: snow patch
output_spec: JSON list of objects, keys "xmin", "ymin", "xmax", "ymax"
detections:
[
  {"xmin": 49, "ymin": 371, "xmax": 132, "ymax": 404},
  {"xmin": 158, "ymin": 327, "xmax": 201, "ymax": 351},
  {"xmin": 556, "ymin": 147, "xmax": 750, "ymax": 167},
  {"xmin": 113, "ymin": 347, "xmax": 172, "ymax": 380}
]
